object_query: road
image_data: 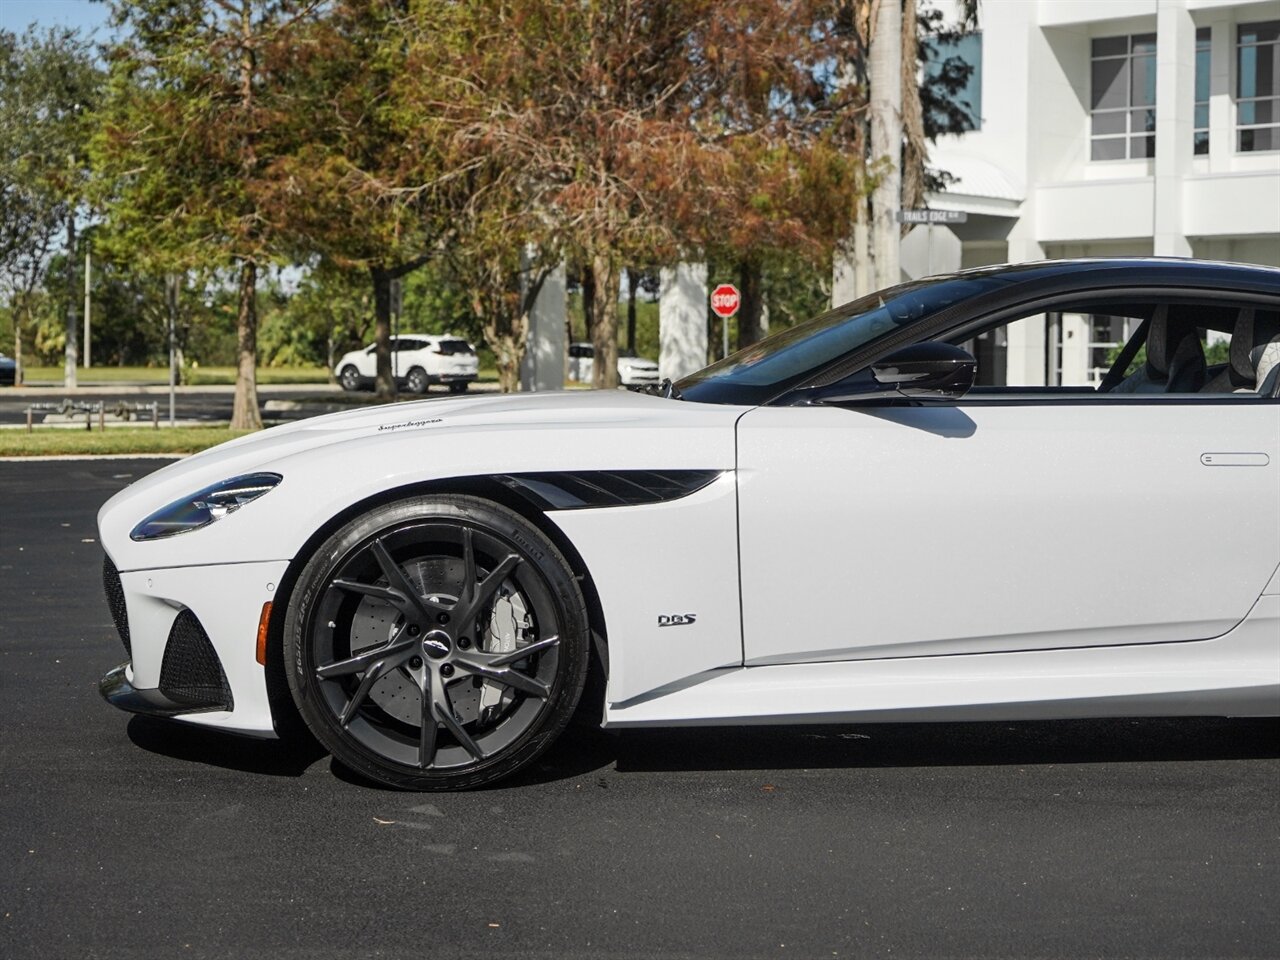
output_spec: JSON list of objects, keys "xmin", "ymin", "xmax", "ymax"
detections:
[{"xmin": 2, "ymin": 459, "xmax": 1277, "ymax": 960}]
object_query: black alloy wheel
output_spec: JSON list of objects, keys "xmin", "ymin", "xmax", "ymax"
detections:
[
  {"xmin": 405, "ymin": 367, "xmax": 429, "ymax": 394},
  {"xmin": 284, "ymin": 495, "xmax": 590, "ymax": 790},
  {"xmin": 339, "ymin": 365, "xmax": 361, "ymax": 392}
]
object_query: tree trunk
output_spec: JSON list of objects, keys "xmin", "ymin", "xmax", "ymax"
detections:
[
  {"xmin": 64, "ymin": 216, "xmax": 77, "ymax": 388},
  {"xmin": 854, "ymin": 192, "xmax": 872, "ymax": 297},
  {"xmin": 869, "ymin": 0, "xmax": 902, "ymax": 290},
  {"xmin": 900, "ymin": 0, "xmax": 927, "ymax": 216},
  {"xmin": 587, "ymin": 249, "xmax": 619, "ymax": 390},
  {"xmin": 737, "ymin": 257, "xmax": 764, "ymax": 349},
  {"xmin": 230, "ymin": 260, "xmax": 263, "ymax": 431},
  {"xmin": 625, "ymin": 268, "xmax": 639, "ymax": 353},
  {"xmin": 371, "ymin": 265, "xmax": 396, "ymax": 400},
  {"xmin": 580, "ymin": 264, "xmax": 595, "ymax": 345}
]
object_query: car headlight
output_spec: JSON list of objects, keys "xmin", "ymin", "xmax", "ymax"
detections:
[{"xmin": 130, "ymin": 473, "xmax": 283, "ymax": 541}]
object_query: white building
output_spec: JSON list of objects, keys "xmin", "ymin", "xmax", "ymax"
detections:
[{"xmin": 920, "ymin": 0, "xmax": 1280, "ymax": 385}]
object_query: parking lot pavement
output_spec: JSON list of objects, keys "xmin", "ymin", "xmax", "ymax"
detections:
[{"xmin": 2, "ymin": 458, "xmax": 1277, "ymax": 960}]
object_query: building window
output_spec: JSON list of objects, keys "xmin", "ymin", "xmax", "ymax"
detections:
[
  {"xmin": 1238, "ymin": 21, "xmax": 1280, "ymax": 151},
  {"xmin": 1091, "ymin": 34, "xmax": 1157, "ymax": 161},
  {"xmin": 924, "ymin": 31, "xmax": 982, "ymax": 132},
  {"xmin": 1195, "ymin": 27, "xmax": 1210, "ymax": 154}
]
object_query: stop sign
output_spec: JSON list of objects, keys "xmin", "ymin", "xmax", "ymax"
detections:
[{"xmin": 710, "ymin": 283, "xmax": 741, "ymax": 319}]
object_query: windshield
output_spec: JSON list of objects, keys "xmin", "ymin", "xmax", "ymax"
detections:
[{"xmin": 676, "ymin": 272, "xmax": 1014, "ymax": 405}]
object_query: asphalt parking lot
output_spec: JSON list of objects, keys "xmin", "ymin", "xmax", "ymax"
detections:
[{"xmin": 2, "ymin": 459, "xmax": 1277, "ymax": 960}]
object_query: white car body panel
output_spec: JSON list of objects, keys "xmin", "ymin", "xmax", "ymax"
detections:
[
  {"xmin": 99, "ymin": 391, "xmax": 742, "ymax": 573},
  {"xmin": 737, "ymin": 401, "xmax": 1280, "ymax": 663},
  {"xmin": 119, "ymin": 561, "xmax": 287, "ymax": 735},
  {"xmin": 548, "ymin": 473, "xmax": 742, "ymax": 703},
  {"xmin": 603, "ymin": 591, "xmax": 1280, "ymax": 727}
]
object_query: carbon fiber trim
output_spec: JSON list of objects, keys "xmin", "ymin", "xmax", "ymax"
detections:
[{"xmin": 495, "ymin": 470, "xmax": 722, "ymax": 511}]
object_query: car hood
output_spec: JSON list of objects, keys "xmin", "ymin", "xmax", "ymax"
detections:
[{"xmin": 100, "ymin": 389, "xmax": 746, "ymax": 571}]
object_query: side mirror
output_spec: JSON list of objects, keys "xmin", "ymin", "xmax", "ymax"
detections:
[{"xmin": 812, "ymin": 342, "xmax": 977, "ymax": 404}]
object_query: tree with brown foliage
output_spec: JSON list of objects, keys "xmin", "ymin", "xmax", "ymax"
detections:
[{"xmin": 94, "ymin": 0, "xmax": 328, "ymax": 428}]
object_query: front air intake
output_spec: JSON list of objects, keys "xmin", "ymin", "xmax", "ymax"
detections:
[
  {"xmin": 158, "ymin": 610, "xmax": 233, "ymax": 711},
  {"xmin": 102, "ymin": 556, "xmax": 131, "ymax": 658}
]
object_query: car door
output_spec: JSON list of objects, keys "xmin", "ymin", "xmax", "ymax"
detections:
[{"xmin": 735, "ymin": 346, "xmax": 1280, "ymax": 666}]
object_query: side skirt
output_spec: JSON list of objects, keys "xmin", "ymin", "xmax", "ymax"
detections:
[{"xmin": 603, "ymin": 595, "xmax": 1280, "ymax": 728}]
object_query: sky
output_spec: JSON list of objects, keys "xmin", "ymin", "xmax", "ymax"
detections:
[{"xmin": 0, "ymin": 0, "xmax": 112, "ymax": 36}]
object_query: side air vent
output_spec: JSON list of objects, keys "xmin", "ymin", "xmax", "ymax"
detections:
[
  {"xmin": 158, "ymin": 610, "xmax": 233, "ymax": 711},
  {"xmin": 102, "ymin": 556, "xmax": 131, "ymax": 658},
  {"xmin": 496, "ymin": 470, "xmax": 722, "ymax": 511}
]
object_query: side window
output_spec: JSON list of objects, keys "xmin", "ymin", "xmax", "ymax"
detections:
[
  {"xmin": 962, "ymin": 309, "xmax": 1143, "ymax": 389},
  {"xmin": 957, "ymin": 300, "xmax": 1278, "ymax": 397}
]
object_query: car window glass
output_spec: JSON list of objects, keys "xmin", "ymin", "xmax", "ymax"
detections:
[
  {"xmin": 953, "ymin": 299, "xmax": 1272, "ymax": 396},
  {"xmin": 677, "ymin": 271, "xmax": 1012, "ymax": 403},
  {"xmin": 437, "ymin": 340, "xmax": 474, "ymax": 355}
]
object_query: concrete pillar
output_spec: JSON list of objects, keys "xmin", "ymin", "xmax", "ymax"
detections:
[
  {"xmin": 1154, "ymin": 0, "xmax": 1194, "ymax": 257},
  {"xmin": 520, "ymin": 259, "xmax": 567, "ymax": 392},
  {"xmin": 1004, "ymin": 314, "xmax": 1047, "ymax": 387},
  {"xmin": 899, "ymin": 225, "xmax": 962, "ymax": 280},
  {"xmin": 1206, "ymin": 10, "xmax": 1232, "ymax": 174},
  {"xmin": 1004, "ymin": 232, "xmax": 1047, "ymax": 387},
  {"xmin": 1060, "ymin": 312, "xmax": 1091, "ymax": 386},
  {"xmin": 658, "ymin": 262, "xmax": 707, "ymax": 382}
]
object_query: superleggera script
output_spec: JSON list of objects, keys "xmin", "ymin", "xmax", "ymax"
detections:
[{"xmin": 377, "ymin": 418, "xmax": 443, "ymax": 433}]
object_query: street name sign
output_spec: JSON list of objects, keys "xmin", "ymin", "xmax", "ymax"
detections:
[{"xmin": 895, "ymin": 209, "xmax": 969, "ymax": 225}]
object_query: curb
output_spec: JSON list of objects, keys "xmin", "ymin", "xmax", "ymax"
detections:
[{"xmin": 0, "ymin": 453, "xmax": 187, "ymax": 462}]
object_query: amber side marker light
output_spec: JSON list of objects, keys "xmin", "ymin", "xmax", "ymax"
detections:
[{"xmin": 256, "ymin": 601, "xmax": 274, "ymax": 666}]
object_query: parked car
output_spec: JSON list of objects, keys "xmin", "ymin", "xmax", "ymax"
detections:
[
  {"xmin": 568, "ymin": 342, "xmax": 660, "ymax": 388},
  {"xmin": 334, "ymin": 334, "xmax": 479, "ymax": 394},
  {"xmin": 96, "ymin": 258, "xmax": 1280, "ymax": 792},
  {"xmin": 0, "ymin": 352, "xmax": 15, "ymax": 387}
]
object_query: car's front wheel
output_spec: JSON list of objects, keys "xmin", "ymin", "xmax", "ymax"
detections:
[
  {"xmin": 284, "ymin": 495, "xmax": 590, "ymax": 791},
  {"xmin": 339, "ymin": 365, "xmax": 361, "ymax": 392}
]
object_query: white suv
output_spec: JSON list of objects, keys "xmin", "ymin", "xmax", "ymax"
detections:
[
  {"xmin": 335, "ymin": 334, "xmax": 480, "ymax": 394},
  {"xmin": 567, "ymin": 343, "xmax": 660, "ymax": 389}
]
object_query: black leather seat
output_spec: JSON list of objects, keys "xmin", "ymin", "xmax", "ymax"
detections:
[
  {"xmin": 1200, "ymin": 308, "xmax": 1280, "ymax": 394},
  {"xmin": 1112, "ymin": 305, "xmax": 1207, "ymax": 394}
]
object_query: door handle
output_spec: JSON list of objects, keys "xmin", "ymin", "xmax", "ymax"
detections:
[{"xmin": 1200, "ymin": 453, "xmax": 1269, "ymax": 467}]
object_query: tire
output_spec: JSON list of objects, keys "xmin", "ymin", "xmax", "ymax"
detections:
[
  {"xmin": 448, "ymin": 381, "xmax": 469, "ymax": 394},
  {"xmin": 339, "ymin": 365, "xmax": 362, "ymax": 392},
  {"xmin": 284, "ymin": 495, "xmax": 590, "ymax": 791},
  {"xmin": 405, "ymin": 367, "xmax": 428, "ymax": 394}
]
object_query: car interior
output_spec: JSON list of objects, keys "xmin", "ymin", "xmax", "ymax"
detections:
[{"xmin": 951, "ymin": 299, "xmax": 1280, "ymax": 398}]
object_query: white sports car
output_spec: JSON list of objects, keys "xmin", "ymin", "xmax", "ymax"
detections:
[{"xmin": 98, "ymin": 259, "xmax": 1280, "ymax": 790}]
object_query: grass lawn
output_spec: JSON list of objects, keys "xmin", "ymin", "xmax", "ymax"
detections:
[
  {"xmin": 0, "ymin": 426, "xmax": 251, "ymax": 457},
  {"xmin": 20, "ymin": 365, "xmax": 500, "ymax": 386},
  {"xmin": 21, "ymin": 365, "xmax": 332, "ymax": 385}
]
